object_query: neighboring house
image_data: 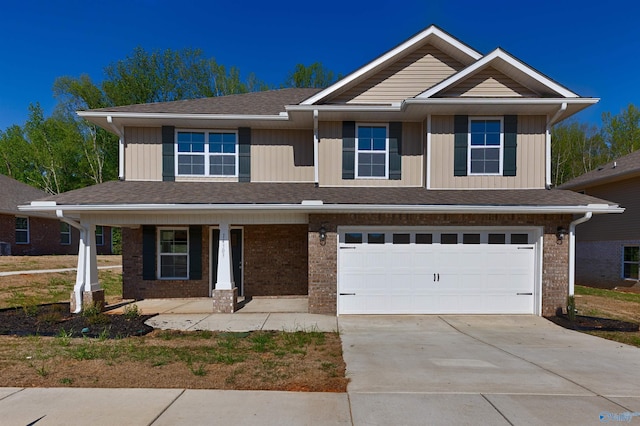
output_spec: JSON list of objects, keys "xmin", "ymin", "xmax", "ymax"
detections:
[
  {"xmin": 1, "ymin": 174, "xmax": 114, "ymax": 256},
  {"xmin": 560, "ymin": 150, "xmax": 640, "ymax": 289},
  {"xmin": 21, "ymin": 25, "xmax": 622, "ymax": 316}
]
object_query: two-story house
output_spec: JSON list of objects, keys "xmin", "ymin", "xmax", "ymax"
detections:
[{"xmin": 21, "ymin": 25, "xmax": 622, "ymax": 315}]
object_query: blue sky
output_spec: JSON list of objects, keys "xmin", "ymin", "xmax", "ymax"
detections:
[{"xmin": 1, "ymin": 0, "xmax": 638, "ymax": 130}]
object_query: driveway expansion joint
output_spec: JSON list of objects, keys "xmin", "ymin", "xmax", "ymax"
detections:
[
  {"xmin": 481, "ymin": 393, "xmax": 515, "ymax": 426},
  {"xmin": 149, "ymin": 389, "xmax": 185, "ymax": 426}
]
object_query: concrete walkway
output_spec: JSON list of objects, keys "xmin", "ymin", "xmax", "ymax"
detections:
[
  {"xmin": 0, "ymin": 265, "xmax": 121, "ymax": 277},
  {"xmin": 1, "ymin": 315, "xmax": 639, "ymax": 425}
]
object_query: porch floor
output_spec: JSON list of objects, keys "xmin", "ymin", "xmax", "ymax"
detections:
[{"xmin": 106, "ymin": 296, "xmax": 309, "ymax": 315}]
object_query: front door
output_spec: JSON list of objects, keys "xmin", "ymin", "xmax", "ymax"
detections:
[{"xmin": 211, "ymin": 228, "xmax": 244, "ymax": 296}]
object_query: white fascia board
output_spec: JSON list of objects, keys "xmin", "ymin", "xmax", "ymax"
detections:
[
  {"xmin": 20, "ymin": 203, "xmax": 623, "ymax": 215},
  {"xmin": 403, "ymin": 97, "xmax": 599, "ymax": 107},
  {"xmin": 77, "ymin": 111, "xmax": 289, "ymax": 122},
  {"xmin": 287, "ymin": 104, "xmax": 402, "ymax": 113},
  {"xmin": 417, "ymin": 48, "xmax": 579, "ymax": 99},
  {"xmin": 300, "ymin": 26, "xmax": 482, "ymax": 106}
]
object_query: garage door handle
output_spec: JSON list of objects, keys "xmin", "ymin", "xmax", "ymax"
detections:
[
  {"xmin": 340, "ymin": 293, "xmax": 356, "ymax": 296},
  {"xmin": 340, "ymin": 247, "xmax": 356, "ymax": 250},
  {"xmin": 433, "ymin": 273, "xmax": 440, "ymax": 282},
  {"xmin": 517, "ymin": 292, "xmax": 533, "ymax": 295},
  {"xmin": 517, "ymin": 247, "xmax": 534, "ymax": 250}
]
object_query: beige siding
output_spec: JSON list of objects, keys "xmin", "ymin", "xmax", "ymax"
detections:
[
  {"xmin": 318, "ymin": 122, "xmax": 423, "ymax": 187},
  {"xmin": 124, "ymin": 127, "xmax": 162, "ymax": 181},
  {"xmin": 438, "ymin": 67, "xmax": 538, "ymax": 97},
  {"xmin": 430, "ymin": 115, "xmax": 545, "ymax": 189},
  {"xmin": 329, "ymin": 45, "xmax": 464, "ymax": 104},
  {"xmin": 251, "ymin": 129, "xmax": 314, "ymax": 182},
  {"xmin": 577, "ymin": 177, "xmax": 640, "ymax": 242},
  {"xmin": 80, "ymin": 212, "xmax": 309, "ymax": 226}
]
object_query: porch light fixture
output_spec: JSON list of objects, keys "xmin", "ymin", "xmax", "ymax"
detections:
[
  {"xmin": 319, "ymin": 225, "xmax": 327, "ymax": 246},
  {"xmin": 556, "ymin": 226, "xmax": 568, "ymax": 244}
]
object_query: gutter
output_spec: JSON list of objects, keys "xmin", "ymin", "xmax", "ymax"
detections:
[
  {"xmin": 56, "ymin": 210, "xmax": 87, "ymax": 314},
  {"xmin": 107, "ymin": 116, "xmax": 126, "ymax": 180},
  {"xmin": 546, "ymin": 102, "xmax": 567, "ymax": 188},
  {"xmin": 568, "ymin": 212, "xmax": 593, "ymax": 296}
]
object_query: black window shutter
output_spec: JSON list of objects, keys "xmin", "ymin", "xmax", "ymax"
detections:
[
  {"xmin": 189, "ymin": 225, "xmax": 202, "ymax": 280},
  {"xmin": 238, "ymin": 127, "xmax": 251, "ymax": 182},
  {"xmin": 454, "ymin": 115, "xmax": 468, "ymax": 177},
  {"xmin": 142, "ymin": 226, "xmax": 156, "ymax": 280},
  {"xmin": 389, "ymin": 122, "xmax": 402, "ymax": 180},
  {"xmin": 211, "ymin": 229, "xmax": 220, "ymax": 284},
  {"xmin": 162, "ymin": 126, "xmax": 175, "ymax": 182},
  {"xmin": 503, "ymin": 115, "xmax": 518, "ymax": 176},
  {"xmin": 342, "ymin": 121, "xmax": 356, "ymax": 179}
]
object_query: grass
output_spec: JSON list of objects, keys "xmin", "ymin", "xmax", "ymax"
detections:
[{"xmin": 576, "ymin": 285, "xmax": 640, "ymax": 303}]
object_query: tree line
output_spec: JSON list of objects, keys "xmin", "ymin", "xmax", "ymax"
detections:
[{"xmin": 0, "ymin": 45, "xmax": 638, "ymax": 192}]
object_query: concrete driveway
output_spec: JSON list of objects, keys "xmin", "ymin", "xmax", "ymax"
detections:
[{"xmin": 339, "ymin": 315, "xmax": 640, "ymax": 425}]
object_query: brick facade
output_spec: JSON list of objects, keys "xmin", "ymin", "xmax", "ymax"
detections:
[
  {"xmin": 0, "ymin": 213, "xmax": 113, "ymax": 256},
  {"xmin": 308, "ymin": 213, "xmax": 572, "ymax": 316},
  {"xmin": 576, "ymin": 240, "xmax": 640, "ymax": 289}
]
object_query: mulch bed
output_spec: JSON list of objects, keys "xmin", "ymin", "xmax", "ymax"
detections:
[
  {"xmin": 549, "ymin": 314, "xmax": 639, "ymax": 332},
  {"xmin": 0, "ymin": 303, "xmax": 155, "ymax": 338}
]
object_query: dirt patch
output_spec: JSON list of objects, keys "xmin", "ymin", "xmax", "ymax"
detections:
[{"xmin": 548, "ymin": 315, "xmax": 639, "ymax": 332}]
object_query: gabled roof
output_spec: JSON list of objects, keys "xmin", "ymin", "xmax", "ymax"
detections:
[
  {"xmin": 560, "ymin": 150, "xmax": 640, "ymax": 190},
  {"xmin": 0, "ymin": 175, "xmax": 49, "ymax": 215},
  {"xmin": 301, "ymin": 25, "xmax": 482, "ymax": 105},
  {"xmin": 417, "ymin": 48, "xmax": 579, "ymax": 99}
]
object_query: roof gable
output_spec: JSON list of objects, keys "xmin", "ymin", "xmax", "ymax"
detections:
[
  {"xmin": 301, "ymin": 25, "xmax": 482, "ymax": 105},
  {"xmin": 0, "ymin": 175, "xmax": 49, "ymax": 215},
  {"xmin": 417, "ymin": 48, "xmax": 579, "ymax": 99},
  {"xmin": 435, "ymin": 66, "xmax": 539, "ymax": 98}
]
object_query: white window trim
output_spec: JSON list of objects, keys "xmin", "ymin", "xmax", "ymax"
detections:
[
  {"xmin": 157, "ymin": 227, "xmax": 190, "ymax": 280},
  {"xmin": 15, "ymin": 216, "xmax": 29, "ymax": 244},
  {"xmin": 175, "ymin": 129, "xmax": 239, "ymax": 178},
  {"xmin": 467, "ymin": 117, "xmax": 503, "ymax": 176},
  {"xmin": 355, "ymin": 123, "xmax": 389, "ymax": 179},
  {"xmin": 95, "ymin": 225, "xmax": 104, "ymax": 246},
  {"xmin": 60, "ymin": 222, "xmax": 71, "ymax": 245},
  {"xmin": 622, "ymin": 245, "xmax": 640, "ymax": 280}
]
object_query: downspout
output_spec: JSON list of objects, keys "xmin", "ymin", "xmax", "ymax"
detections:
[
  {"xmin": 107, "ymin": 116, "xmax": 126, "ymax": 181},
  {"xmin": 313, "ymin": 110, "xmax": 319, "ymax": 186},
  {"xmin": 56, "ymin": 210, "xmax": 87, "ymax": 313},
  {"xmin": 426, "ymin": 115, "xmax": 431, "ymax": 189},
  {"xmin": 545, "ymin": 102, "xmax": 567, "ymax": 189},
  {"xmin": 568, "ymin": 211, "xmax": 592, "ymax": 296}
]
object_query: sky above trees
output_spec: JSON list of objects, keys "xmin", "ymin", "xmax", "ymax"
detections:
[{"xmin": 1, "ymin": 0, "xmax": 639, "ymax": 130}]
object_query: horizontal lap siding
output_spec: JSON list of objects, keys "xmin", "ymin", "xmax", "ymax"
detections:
[
  {"xmin": 124, "ymin": 127, "xmax": 162, "ymax": 181},
  {"xmin": 430, "ymin": 115, "xmax": 545, "ymax": 189},
  {"xmin": 330, "ymin": 45, "xmax": 464, "ymax": 104},
  {"xmin": 439, "ymin": 67, "xmax": 538, "ymax": 97},
  {"xmin": 251, "ymin": 129, "xmax": 315, "ymax": 182},
  {"xmin": 319, "ymin": 121, "xmax": 423, "ymax": 186}
]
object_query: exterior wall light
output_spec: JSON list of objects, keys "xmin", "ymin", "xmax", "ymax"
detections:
[
  {"xmin": 319, "ymin": 225, "xmax": 327, "ymax": 246},
  {"xmin": 556, "ymin": 226, "xmax": 568, "ymax": 244}
]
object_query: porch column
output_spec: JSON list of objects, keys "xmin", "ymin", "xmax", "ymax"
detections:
[
  {"xmin": 70, "ymin": 223, "xmax": 104, "ymax": 313},
  {"xmin": 213, "ymin": 221, "xmax": 237, "ymax": 312}
]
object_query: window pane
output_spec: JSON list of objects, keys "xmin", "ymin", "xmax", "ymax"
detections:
[
  {"xmin": 463, "ymin": 233, "xmax": 480, "ymax": 244},
  {"xmin": 488, "ymin": 234, "xmax": 506, "ymax": 244},
  {"xmin": 624, "ymin": 246, "xmax": 639, "ymax": 262},
  {"xmin": 368, "ymin": 233, "xmax": 385, "ymax": 244},
  {"xmin": 393, "ymin": 233, "xmax": 410, "ymax": 244},
  {"xmin": 471, "ymin": 160, "xmax": 485, "ymax": 174},
  {"xmin": 511, "ymin": 234, "xmax": 529, "ymax": 244},
  {"xmin": 345, "ymin": 233, "xmax": 362, "ymax": 244},
  {"xmin": 624, "ymin": 263, "xmax": 639, "ymax": 280},
  {"xmin": 485, "ymin": 148, "xmax": 500, "ymax": 160},
  {"xmin": 485, "ymin": 120, "xmax": 501, "ymax": 133},
  {"xmin": 484, "ymin": 160, "xmax": 500, "ymax": 174},
  {"xmin": 178, "ymin": 155, "xmax": 205, "ymax": 175},
  {"xmin": 441, "ymin": 234, "xmax": 458, "ymax": 244},
  {"xmin": 415, "ymin": 233, "xmax": 433, "ymax": 244},
  {"xmin": 470, "ymin": 132, "xmax": 485, "ymax": 146},
  {"xmin": 160, "ymin": 255, "xmax": 188, "ymax": 278},
  {"xmin": 470, "ymin": 121, "xmax": 485, "ymax": 133},
  {"xmin": 16, "ymin": 217, "xmax": 28, "ymax": 230},
  {"xmin": 485, "ymin": 132, "xmax": 500, "ymax": 146}
]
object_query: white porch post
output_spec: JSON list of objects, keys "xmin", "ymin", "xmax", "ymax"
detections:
[
  {"xmin": 215, "ymin": 222, "xmax": 234, "ymax": 290},
  {"xmin": 71, "ymin": 223, "xmax": 102, "ymax": 313}
]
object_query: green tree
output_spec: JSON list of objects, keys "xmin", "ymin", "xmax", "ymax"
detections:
[
  {"xmin": 601, "ymin": 104, "xmax": 640, "ymax": 159},
  {"xmin": 284, "ymin": 62, "xmax": 340, "ymax": 88},
  {"xmin": 0, "ymin": 125, "xmax": 33, "ymax": 183},
  {"xmin": 552, "ymin": 121, "xmax": 607, "ymax": 186}
]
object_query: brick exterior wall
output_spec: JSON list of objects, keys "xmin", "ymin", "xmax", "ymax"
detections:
[
  {"xmin": 308, "ymin": 213, "xmax": 572, "ymax": 316},
  {"xmin": 576, "ymin": 240, "xmax": 640, "ymax": 289},
  {"xmin": 0, "ymin": 213, "xmax": 113, "ymax": 256},
  {"xmin": 243, "ymin": 224, "xmax": 308, "ymax": 297}
]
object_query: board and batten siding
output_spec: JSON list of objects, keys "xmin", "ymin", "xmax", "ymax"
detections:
[
  {"xmin": 575, "ymin": 177, "xmax": 640, "ymax": 242},
  {"xmin": 251, "ymin": 129, "xmax": 314, "ymax": 182},
  {"xmin": 430, "ymin": 115, "xmax": 546, "ymax": 189},
  {"xmin": 124, "ymin": 127, "xmax": 163, "ymax": 181},
  {"xmin": 318, "ymin": 121, "xmax": 423, "ymax": 187},
  {"xmin": 437, "ymin": 67, "xmax": 538, "ymax": 98},
  {"xmin": 329, "ymin": 45, "xmax": 464, "ymax": 104}
]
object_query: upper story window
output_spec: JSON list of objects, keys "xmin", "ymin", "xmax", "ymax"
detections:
[
  {"xmin": 468, "ymin": 118, "xmax": 503, "ymax": 175},
  {"xmin": 15, "ymin": 217, "xmax": 29, "ymax": 244},
  {"xmin": 176, "ymin": 130, "xmax": 238, "ymax": 177},
  {"xmin": 60, "ymin": 222, "xmax": 71, "ymax": 245},
  {"xmin": 356, "ymin": 124, "xmax": 388, "ymax": 178}
]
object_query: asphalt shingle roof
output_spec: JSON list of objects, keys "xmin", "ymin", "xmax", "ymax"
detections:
[
  {"xmin": 38, "ymin": 181, "xmax": 615, "ymax": 208},
  {"xmin": 560, "ymin": 149, "xmax": 640, "ymax": 190},
  {"xmin": 0, "ymin": 175, "xmax": 49, "ymax": 215},
  {"xmin": 85, "ymin": 88, "xmax": 322, "ymax": 116}
]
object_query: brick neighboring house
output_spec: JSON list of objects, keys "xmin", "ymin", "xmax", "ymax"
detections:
[
  {"xmin": 1, "ymin": 174, "xmax": 114, "ymax": 256},
  {"xmin": 22, "ymin": 25, "xmax": 622, "ymax": 316},
  {"xmin": 560, "ymin": 150, "xmax": 640, "ymax": 289}
]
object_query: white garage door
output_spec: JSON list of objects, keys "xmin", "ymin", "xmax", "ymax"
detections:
[{"xmin": 338, "ymin": 229, "xmax": 538, "ymax": 315}]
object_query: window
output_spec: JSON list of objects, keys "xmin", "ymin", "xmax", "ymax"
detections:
[
  {"xmin": 441, "ymin": 234, "xmax": 458, "ymax": 244},
  {"xmin": 15, "ymin": 217, "xmax": 29, "ymax": 244},
  {"xmin": 393, "ymin": 233, "xmax": 410, "ymax": 244},
  {"xmin": 356, "ymin": 124, "xmax": 388, "ymax": 178},
  {"xmin": 95, "ymin": 226, "xmax": 104, "ymax": 246},
  {"xmin": 488, "ymin": 234, "xmax": 506, "ymax": 244},
  {"xmin": 623, "ymin": 246, "xmax": 639, "ymax": 280},
  {"xmin": 345, "ymin": 233, "xmax": 363, "ymax": 244},
  {"xmin": 463, "ymin": 233, "xmax": 480, "ymax": 244},
  {"xmin": 158, "ymin": 228, "xmax": 189, "ymax": 279},
  {"xmin": 510, "ymin": 234, "xmax": 529, "ymax": 244},
  {"xmin": 60, "ymin": 222, "xmax": 71, "ymax": 245},
  {"xmin": 469, "ymin": 118, "xmax": 502, "ymax": 175},
  {"xmin": 367, "ymin": 233, "xmax": 385, "ymax": 244},
  {"xmin": 176, "ymin": 131, "xmax": 237, "ymax": 177},
  {"xmin": 415, "ymin": 233, "xmax": 433, "ymax": 244}
]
